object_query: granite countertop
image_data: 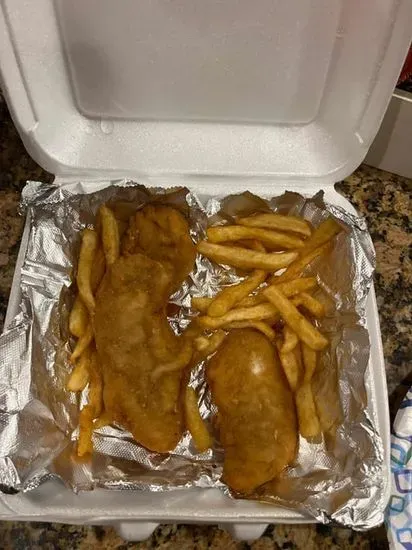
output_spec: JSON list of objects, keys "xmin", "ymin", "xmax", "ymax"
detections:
[{"xmin": 0, "ymin": 91, "xmax": 411, "ymax": 550}]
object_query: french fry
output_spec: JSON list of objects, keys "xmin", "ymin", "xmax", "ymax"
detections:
[
  {"xmin": 99, "ymin": 205, "xmax": 120, "ymax": 266},
  {"xmin": 77, "ymin": 405, "xmax": 94, "ymax": 457},
  {"xmin": 277, "ymin": 277, "xmax": 317, "ymax": 296},
  {"xmin": 206, "ymin": 225, "xmax": 304, "ymax": 250},
  {"xmin": 299, "ymin": 218, "xmax": 342, "ymax": 256},
  {"xmin": 295, "ymin": 292, "xmax": 326, "ymax": 318},
  {"xmin": 195, "ymin": 330, "xmax": 226, "ymax": 356},
  {"xmin": 293, "ymin": 341, "xmax": 304, "ymax": 372},
  {"xmin": 70, "ymin": 322, "xmax": 93, "ymax": 362},
  {"xmin": 197, "ymin": 241, "xmax": 298, "ymax": 271},
  {"xmin": 88, "ymin": 350, "xmax": 103, "ymax": 418},
  {"xmin": 236, "ymin": 277, "xmax": 317, "ymax": 308},
  {"xmin": 90, "ymin": 246, "xmax": 106, "ymax": 292},
  {"xmin": 235, "ymin": 294, "xmax": 266, "ymax": 308},
  {"xmin": 151, "ymin": 338, "xmax": 193, "ymax": 381},
  {"xmin": 224, "ymin": 320, "xmax": 276, "ymax": 341},
  {"xmin": 197, "ymin": 303, "xmax": 279, "ymax": 329},
  {"xmin": 67, "ymin": 348, "xmax": 91, "ymax": 392},
  {"xmin": 282, "ymin": 325, "xmax": 298, "ymax": 353},
  {"xmin": 237, "ymin": 239, "xmax": 266, "ymax": 252},
  {"xmin": 271, "ymin": 218, "xmax": 341, "ymax": 285},
  {"xmin": 237, "ymin": 213, "xmax": 312, "ymax": 237},
  {"xmin": 184, "ymin": 387, "xmax": 213, "ymax": 453},
  {"xmin": 302, "ymin": 343, "xmax": 317, "ymax": 382},
  {"xmin": 279, "ymin": 345, "xmax": 302, "ymax": 392},
  {"xmin": 207, "ymin": 270, "xmax": 266, "ymax": 317},
  {"xmin": 69, "ymin": 296, "xmax": 89, "ymax": 338},
  {"xmin": 69, "ymin": 246, "xmax": 104, "ymax": 338},
  {"xmin": 192, "ymin": 296, "xmax": 214, "ymax": 313},
  {"xmin": 269, "ymin": 242, "xmax": 330, "ymax": 284},
  {"xmin": 263, "ymin": 287, "xmax": 328, "ymax": 351},
  {"xmin": 77, "ymin": 229, "xmax": 99, "ymax": 314},
  {"xmin": 296, "ymin": 383, "xmax": 321, "ymax": 438}
]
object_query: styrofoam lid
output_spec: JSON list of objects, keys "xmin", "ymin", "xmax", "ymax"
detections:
[{"xmin": 1, "ymin": 0, "xmax": 411, "ymax": 183}]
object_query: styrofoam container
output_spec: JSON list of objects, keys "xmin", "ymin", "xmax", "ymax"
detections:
[{"xmin": 0, "ymin": 0, "xmax": 411, "ymax": 541}]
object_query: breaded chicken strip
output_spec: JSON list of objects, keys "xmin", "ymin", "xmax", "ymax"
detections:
[
  {"xmin": 207, "ymin": 329, "xmax": 298, "ymax": 493},
  {"xmin": 94, "ymin": 206, "xmax": 196, "ymax": 453}
]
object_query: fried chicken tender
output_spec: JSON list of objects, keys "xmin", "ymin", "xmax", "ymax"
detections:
[
  {"xmin": 122, "ymin": 204, "xmax": 196, "ymax": 291},
  {"xmin": 207, "ymin": 329, "xmax": 298, "ymax": 494},
  {"xmin": 94, "ymin": 206, "xmax": 196, "ymax": 453}
]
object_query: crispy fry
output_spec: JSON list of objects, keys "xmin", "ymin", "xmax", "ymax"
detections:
[
  {"xmin": 302, "ymin": 343, "xmax": 317, "ymax": 382},
  {"xmin": 192, "ymin": 296, "xmax": 214, "ymax": 313},
  {"xmin": 90, "ymin": 246, "xmax": 106, "ymax": 292},
  {"xmin": 237, "ymin": 277, "xmax": 317, "ymax": 308},
  {"xmin": 237, "ymin": 239, "xmax": 266, "ymax": 252},
  {"xmin": 70, "ymin": 322, "xmax": 93, "ymax": 362},
  {"xmin": 195, "ymin": 330, "xmax": 226, "ymax": 356},
  {"xmin": 67, "ymin": 348, "xmax": 91, "ymax": 392},
  {"xmin": 296, "ymin": 383, "xmax": 321, "ymax": 438},
  {"xmin": 207, "ymin": 270, "xmax": 266, "ymax": 317},
  {"xmin": 151, "ymin": 338, "xmax": 193, "ymax": 381},
  {"xmin": 69, "ymin": 296, "xmax": 89, "ymax": 338},
  {"xmin": 197, "ymin": 241, "xmax": 298, "ymax": 271},
  {"xmin": 282, "ymin": 325, "xmax": 298, "ymax": 353},
  {"xmin": 299, "ymin": 218, "xmax": 342, "ymax": 256},
  {"xmin": 237, "ymin": 213, "xmax": 312, "ymax": 237},
  {"xmin": 184, "ymin": 387, "xmax": 213, "ymax": 453},
  {"xmin": 271, "ymin": 218, "xmax": 341, "ymax": 284},
  {"xmin": 263, "ymin": 287, "xmax": 328, "ymax": 351},
  {"xmin": 207, "ymin": 225, "xmax": 304, "ymax": 250},
  {"xmin": 88, "ymin": 350, "xmax": 103, "ymax": 418},
  {"xmin": 99, "ymin": 205, "xmax": 120, "ymax": 266},
  {"xmin": 293, "ymin": 342, "xmax": 303, "ymax": 373},
  {"xmin": 77, "ymin": 405, "xmax": 94, "ymax": 457},
  {"xmin": 270, "ymin": 242, "xmax": 330, "ymax": 284},
  {"xmin": 69, "ymin": 246, "xmax": 104, "ymax": 338},
  {"xmin": 277, "ymin": 277, "xmax": 318, "ymax": 296},
  {"xmin": 295, "ymin": 292, "xmax": 326, "ymax": 318},
  {"xmin": 77, "ymin": 229, "xmax": 99, "ymax": 314},
  {"xmin": 278, "ymin": 347, "xmax": 301, "ymax": 392},
  {"xmin": 197, "ymin": 303, "xmax": 279, "ymax": 329},
  {"xmin": 235, "ymin": 294, "xmax": 266, "ymax": 308},
  {"xmin": 225, "ymin": 320, "xmax": 276, "ymax": 341}
]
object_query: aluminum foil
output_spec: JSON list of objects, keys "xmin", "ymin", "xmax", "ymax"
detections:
[{"xmin": 0, "ymin": 180, "xmax": 386, "ymax": 529}]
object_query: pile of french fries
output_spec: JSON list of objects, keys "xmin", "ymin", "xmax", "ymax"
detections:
[
  {"xmin": 192, "ymin": 213, "xmax": 342, "ymax": 440},
  {"xmin": 67, "ymin": 205, "xmax": 120, "ymax": 457}
]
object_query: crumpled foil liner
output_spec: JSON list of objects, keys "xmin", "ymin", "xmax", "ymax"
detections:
[{"xmin": 0, "ymin": 180, "xmax": 386, "ymax": 529}]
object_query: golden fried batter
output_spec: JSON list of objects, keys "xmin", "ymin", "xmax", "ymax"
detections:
[
  {"xmin": 207, "ymin": 329, "xmax": 298, "ymax": 494},
  {"xmin": 122, "ymin": 205, "xmax": 196, "ymax": 291},
  {"xmin": 94, "ymin": 206, "xmax": 196, "ymax": 453}
]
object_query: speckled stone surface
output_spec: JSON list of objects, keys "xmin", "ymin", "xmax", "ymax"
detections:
[{"xmin": 0, "ymin": 90, "xmax": 411, "ymax": 549}]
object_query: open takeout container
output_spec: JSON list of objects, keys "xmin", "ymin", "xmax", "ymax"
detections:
[{"xmin": 0, "ymin": 0, "xmax": 411, "ymax": 541}]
